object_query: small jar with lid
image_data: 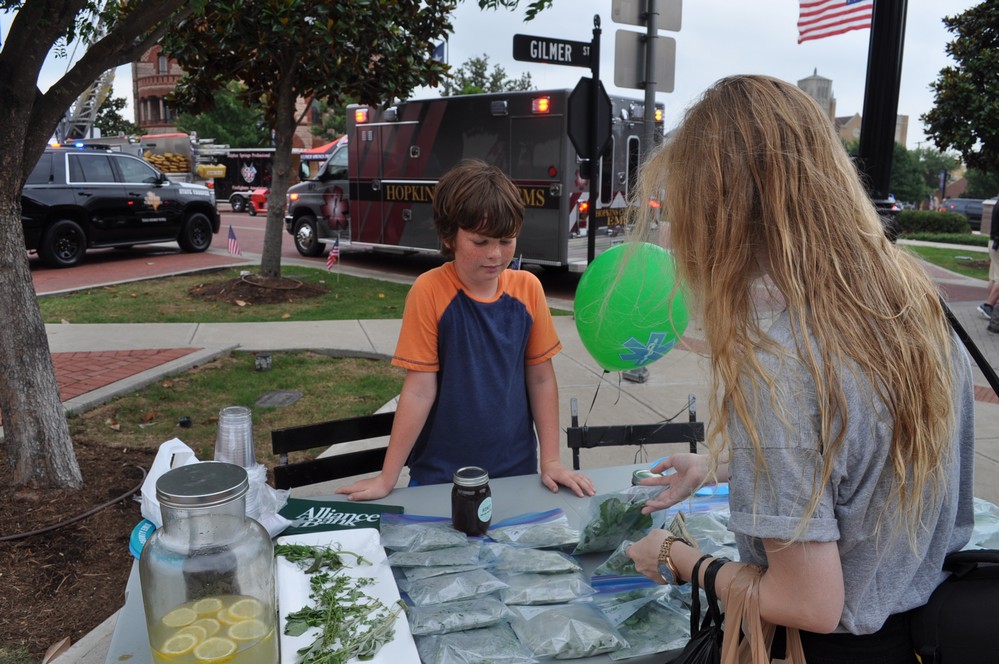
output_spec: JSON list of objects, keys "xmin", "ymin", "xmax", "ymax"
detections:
[
  {"xmin": 451, "ymin": 466, "xmax": 492, "ymax": 536},
  {"xmin": 139, "ymin": 462, "xmax": 277, "ymax": 664}
]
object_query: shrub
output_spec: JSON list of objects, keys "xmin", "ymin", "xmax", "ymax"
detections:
[
  {"xmin": 902, "ymin": 232, "xmax": 989, "ymax": 248},
  {"xmin": 896, "ymin": 210, "xmax": 970, "ymax": 234}
]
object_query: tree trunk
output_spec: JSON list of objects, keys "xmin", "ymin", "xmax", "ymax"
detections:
[
  {"xmin": 0, "ymin": 189, "xmax": 83, "ymax": 490},
  {"xmin": 259, "ymin": 68, "xmax": 299, "ymax": 279}
]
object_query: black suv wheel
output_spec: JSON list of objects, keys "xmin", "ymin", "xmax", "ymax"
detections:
[
  {"xmin": 178, "ymin": 212, "xmax": 214, "ymax": 252},
  {"xmin": 39, "ymin": 219, "xmax": 87, "ymax": 268}
]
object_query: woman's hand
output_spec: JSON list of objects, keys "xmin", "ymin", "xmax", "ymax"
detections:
[
  {"xmin": 637, "ymin": 453, "xmax": 711, "ymax": 514},
  {"xmin": 627, "ymin": 529, "xmax": 672, "ymax": 583}
]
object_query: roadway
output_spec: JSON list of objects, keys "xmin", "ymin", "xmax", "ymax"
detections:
[{"xmin": 29, "ymin": 208, "xmax": 581, "ymax": 302}]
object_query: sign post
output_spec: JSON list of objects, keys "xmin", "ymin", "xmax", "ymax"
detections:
[
  {"xmin": 513, "ymin": 19, "xmax": 609, "ymax": 264},
  {"xmin": 586, "ymin": 16, "xmax": 602, "ymax": 264}
]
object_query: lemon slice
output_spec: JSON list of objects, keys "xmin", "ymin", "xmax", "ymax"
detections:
[
  {"xmin": 161, "ymin": 631, "xmax": 198, "ymax": 658},
  {"xmin": 161, "ymin": 607, "xmax": 198, "ymax": 628},
  {"xmin": 192, "ymin": 617, "xmax": 221, "ymax": 637},
  {"xmin": 228, "ymin": 618, "xmax": 268, "ymax": 642},
  {"xmin": 177, "ymin": 624, "xmax": 207, "ymax": 642},
  {"xmin": 193, "ymin": 597, "xmax": 224, "ymax": 616},
  {"xmin": 226, "ymin": 597, "xmax": 263, "ymax": 621},
  {"xmin": 193, "ymin": 636, "xmax": 237, "ymax": 663}
]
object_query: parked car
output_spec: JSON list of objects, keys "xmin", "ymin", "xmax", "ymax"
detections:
[
  {"xmin": 941, "ymin": 198, "xmax": 985, "ymax": 230},
  {"xmin": 22, "ymin": 144, "xmax": 220, "ymax": 267}
]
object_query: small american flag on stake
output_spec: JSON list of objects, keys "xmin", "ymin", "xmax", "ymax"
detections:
[
  {"xmin": 326, "ymin": 237, "xmax": 340, "ymax": 270},
  {"xmin": 797, "ymin": 0, "xmax": 873, "ymax": 44},
  {"xmin": 227, "ymin": 225, "xmax": 242, "ymax": 256}
]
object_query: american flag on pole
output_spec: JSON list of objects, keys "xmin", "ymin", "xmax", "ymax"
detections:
[
  {"xmin": 326, "ymin": 237, "xmax": 340, "ymax": 270},
  {"xmin": 797, "ymin": 0, "xmax": 873, "ymax": 44},
  {"xmin": 227, "ymin": 225, "xmax": 242, "ymax": 256}
]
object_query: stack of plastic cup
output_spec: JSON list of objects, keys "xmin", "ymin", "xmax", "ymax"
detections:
[
  {"xmin": 215, "ymin": 406, "xmax": 255, "ymax": 467},
  {"xmin": 214, "ymin": 406, "xmax": 261, "ymax": 518}
]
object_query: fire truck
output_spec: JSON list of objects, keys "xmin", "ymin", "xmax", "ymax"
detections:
[{"xmin": 284, "ymin": 89, "xmax": 663, "ymax": 271}]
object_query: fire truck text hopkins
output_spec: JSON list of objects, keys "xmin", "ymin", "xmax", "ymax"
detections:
[{"xmin": 383, "ymin": 183, "xmax": 547, "ymax": 208}]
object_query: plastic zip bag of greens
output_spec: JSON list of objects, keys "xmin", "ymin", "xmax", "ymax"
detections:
[
  {"xmin": 380, "ymin": 513, "xmax": 469, "ymax": 551},
  {"xmin": 403, "ymin": 563, "xmax": 484, "ymax": 582},
  {"xmin": 487, "ymin": 509, "xmax": 580, "ymax": 549},
  {"xmin": 416, "ymin": 623, "xmax": 537, "ymax": 664},
  {"xmin": 408, "ymin": 596, "xmax": 513, "ymax": 635},
  {"xmin": 685, "ymin": 511, "xmax": 735, "ymax": 552},
  {"xmin": 592, "ymin": 585, "xmax": 691, "ymax": 660},
  {"xmin": 387, "ymin": 541, "xmax": 482, "ymax": 568},
  {"xmin": 573, "ymin": 487, "xmax": 665, "ymax": 555},
  {"xmin": 592, "ymin": 539, "xmax": 640, "ymax": 578},
  {"xmin": 399, "ymin": 567, "xmax": 507, "ymax": 606},
  {"xmin": 510, "ymin": 602, "xmax": 629, "ymax": 659},
  {"xmin": 497, "ymin": 571, "xmax": 596, "ymax": 606},
  {"xmin": 481, "ymin": 542, "xmax": 582, "ymax": 575}
]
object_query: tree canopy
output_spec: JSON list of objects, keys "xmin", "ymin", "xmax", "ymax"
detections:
[
  {"xmin": 174, "ymin": 83, "xmax": 270, "ymax": 148},
  {"xmin": 162, "ymin": 0, "xmax": 454, "ymax": 278},
  {"xmin": 94, "ymin": 95, "xmax": 141, "ymax": 138},
  {"xmin": 922, "ymin": 1, "xmax": 999, "ymax": 173},
  {"xmin": 444, "ymin": 54, "xmax": 533, "ymax": 95}
]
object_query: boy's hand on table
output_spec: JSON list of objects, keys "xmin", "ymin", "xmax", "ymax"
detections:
[
  {"xmin": 335, "ymin": 475, "xmax": 394, "ymax": 501},
  {"xmin": 540, "ymin": 460, "xmax": 596, "ymax": 497}
]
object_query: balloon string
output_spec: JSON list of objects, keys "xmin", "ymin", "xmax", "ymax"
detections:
[{"xmin": 582, "ymin": 371, "xmax": 608, "ymax": 428}]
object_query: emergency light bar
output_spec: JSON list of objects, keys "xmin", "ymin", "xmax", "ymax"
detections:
[
  {"xmin": 532, "ymin": 97, "xmax": 551, "ymax": 114},
  {"xmin": 355, "ymin": 108, "xmax": 369, "ymax": 124}
]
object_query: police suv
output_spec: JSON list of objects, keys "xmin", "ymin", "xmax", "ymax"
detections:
[{"xmin": 22, "ymin": 144, "xmax": 219, "ymax": 268}]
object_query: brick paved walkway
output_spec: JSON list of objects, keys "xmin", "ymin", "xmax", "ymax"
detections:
[{"xmin": 52, "ymin": 348, "xmax": 200, "ymax": 401}]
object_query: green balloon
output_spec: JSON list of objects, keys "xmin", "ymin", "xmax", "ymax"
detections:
[{"xmin": 574, "ymin": 243, "xmax": 689, "ymax": 372}]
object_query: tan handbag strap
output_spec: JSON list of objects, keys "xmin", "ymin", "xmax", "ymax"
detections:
[{"xmin": 719, "ymin": 563, "xmax": 807, "ymax": 664}]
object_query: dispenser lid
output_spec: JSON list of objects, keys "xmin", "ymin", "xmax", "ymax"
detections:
[{"xmin": 156, "ymin": 461, "xmax": 248, "ymax": 508}]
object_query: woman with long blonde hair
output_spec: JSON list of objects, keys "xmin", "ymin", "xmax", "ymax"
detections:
[{"xmin": 627, "ymin": 75, "xmax": 975, "ymax": 663}]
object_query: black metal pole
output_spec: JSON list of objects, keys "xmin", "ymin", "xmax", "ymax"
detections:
[
  {"xmin": 856, "ymin": 0, "xmax": 907, "ymax": 201},
  {"xmin": 587, "ymin": 15, "xmax": 601, "ymax": 265},
  {"xmin": 643, "ymin": 0, "xmax": 658, "ymax": 151}
]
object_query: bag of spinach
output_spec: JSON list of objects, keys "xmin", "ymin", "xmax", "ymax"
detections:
[{"xmin": 573, "ymin": 487, "xmax": 665, "ymax": 555}]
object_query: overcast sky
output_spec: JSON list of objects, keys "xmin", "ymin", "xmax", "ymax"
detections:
[
  {"xmin": 9, "ymin": 0, "xmax": 979, "ymax": 150},
  {"xmin": 418, "ymin": 0, "xmax": 979, "ymax": 150}
]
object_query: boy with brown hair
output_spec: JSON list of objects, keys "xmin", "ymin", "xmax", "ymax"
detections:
[{"xmin": 338, "ymin": 160, "xmax": 594, "ymax": 500}]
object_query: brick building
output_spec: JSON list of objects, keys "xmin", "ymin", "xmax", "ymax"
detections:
[{"xmin": 131, "ymin": 45, "xmax": 321, "ymax": 148}]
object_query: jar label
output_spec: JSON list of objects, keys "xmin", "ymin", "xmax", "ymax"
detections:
[{"xmin": 477, "ymin": 496, "xmax": 493, "ymax": 523}]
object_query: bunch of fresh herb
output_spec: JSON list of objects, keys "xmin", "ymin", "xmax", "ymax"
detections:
[
  {"xmin": 277, "ymin": 543, "xmax": 405, "ymax": 663},
  {"xmin": 574, "ymin": 495, "xmax": 654, "ymax": 554},
  {"xmin": 275, "ymin": 542, "xmax": 370, "ymax": 573}
]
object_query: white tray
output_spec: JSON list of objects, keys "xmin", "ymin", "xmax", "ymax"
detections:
[{"xmin": 276, "ymin": 529, "xmax": 418, "ymax": 664}]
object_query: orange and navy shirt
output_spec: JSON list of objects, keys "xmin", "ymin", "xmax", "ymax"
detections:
[{"xmin": 393, "ymin": 262, "xmax": 562, "ymax": 485}]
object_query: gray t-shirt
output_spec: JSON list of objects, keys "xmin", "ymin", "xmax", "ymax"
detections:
[{"xmin": 727, "ymin": 312, "xmax": 975, "ymax": 634}]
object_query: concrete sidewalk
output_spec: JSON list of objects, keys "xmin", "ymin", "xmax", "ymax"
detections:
[{"xmin": 48, "ymin": 249, "xmax": 999, "ymax": 664}]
